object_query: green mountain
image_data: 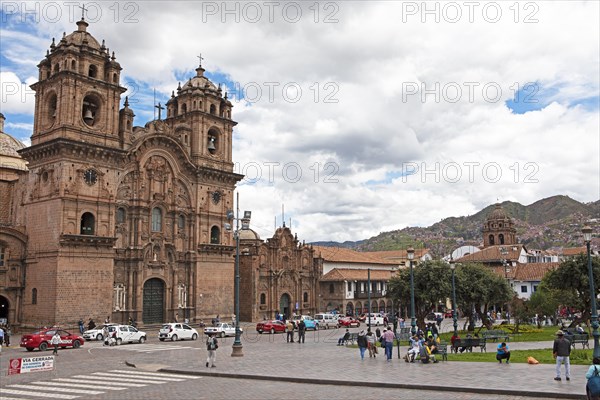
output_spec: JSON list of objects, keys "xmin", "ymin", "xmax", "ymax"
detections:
[{"xmin": 313, "ymin": 195, "xmax": 599, "ymax": 257}]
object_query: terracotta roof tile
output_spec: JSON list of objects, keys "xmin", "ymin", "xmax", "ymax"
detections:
[
  {"xmin": 513, "ymin": 262, "xmax": 559, "ymax": 281},
  {"xmin": 362, "ymin": 249, "xmax": 430, "ymax": 261},
  {"xmin": 561, "ymin": 247, "xmax": 586, "ymax": 256},
  {"xmin": 321, "ymin": 268, "xmax": 396, "ymax": 282},
  {"xmin": 455, "ymin": 244, "xmax": 524, "ymax": 263},
  {"xmin": 312, "ymin": 246, "xmax": 398, "ymax": 265}
]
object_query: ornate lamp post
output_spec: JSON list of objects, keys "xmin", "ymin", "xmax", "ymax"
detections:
[
  {"xmin": 367, "ymin": 268, "xmax": 371, "ymax": 328},
  {"xmin": 450, "ymin": 262, "xmax": 458, "ymax": 338},
  {"xmin": 407, "ymin": 247, "xmax": 416, "ymax": 335},
  {"xmin": 583, "ymin": 225, "xmax": 599, "ymax": 358}
]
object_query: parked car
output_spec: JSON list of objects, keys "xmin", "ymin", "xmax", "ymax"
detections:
[
  {"xmin": 20, "ymin": 328, "xmax": 85, "ymax": 352},
  {"xmin": 159, "ymin": 323, "xmax": 199, "ymax": 341},
  {"xmin": 256, "ymin": 320, "xmax": 286, "ymax": 334},
  {"xmin": 444, "ymin": 310, "xmax": 454, "ymax": 318},
  {"xmin": 337, "ymin": 316, "xmax": 361, "ymax": 328},
  {"xmin": 292, "ymin": 315, "xmax": 319, "ymax": 330},
  {"xmin": 104, "ymin": 324, "xmax": 146, "ymax": 345},
  {"xmin": 314, "ymin": 313, "xmax": 338, "ymax": 329},
  {"xmin": 82, "ymin": 323, "xmax": 116, "ymax": 341},
  {"xmin": 204, "ymin": 322, "xmax": 241, "ymax": 338},
  {"xmin": 364, "ymin": 313, "xmax": 385, "ymax": 326},
  {"xmin": 426, "ymin": 312, "xmax": 443, "ymax": 321}
]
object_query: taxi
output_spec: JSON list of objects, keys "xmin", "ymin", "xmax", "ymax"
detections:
[{"xmin": 20, "ymin": 328, "xmax": 85, "ymax": 352}]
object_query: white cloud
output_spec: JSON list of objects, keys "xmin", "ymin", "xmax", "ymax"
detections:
[{"xmin": 1, "ymin": 1, "xmax": 598, "ymax": 242}]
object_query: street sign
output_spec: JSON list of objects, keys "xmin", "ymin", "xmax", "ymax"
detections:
[{"xmin": 8, "ymin": 356, "xmax": 55, "ymax": 375}]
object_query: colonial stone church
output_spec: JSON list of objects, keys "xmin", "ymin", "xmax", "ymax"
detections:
[{"xmin": 0, "ymin": 19, "xmax": 242, "ymax": 328}]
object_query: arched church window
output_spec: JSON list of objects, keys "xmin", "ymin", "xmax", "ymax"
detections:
[
  {"xmin": 303, "ymin": 292, "xmax": 308, "ymax": 302},
  {"xmin": 210, "ymin": 226, "xmax": 220, "ymax": 244},
  {"xmin": 116, "ymin": 207, "xmax": 126, "ymax": 224},
  {"xmin": 260, "ymin": 293, "xmax": 266, "ymax": 304},
  {"xmin": 499, "ymin": 234, "xmax": 505, "ymax": 245},
  {"xmin": 489, "ymin": 234, "xmax": 495, "ymax": 245},
  {"xmin": 181, "ymin": 103, "xmax": 187, "ymax": 114},
  {"xmin": 209, "ymin": 104, "xmax": 216, "ymax": 115},
  {"xmin": 88, "ymin": 64, "xmax": 98, "ymax": 78},
  {"xmin": 32, "ymin": 288, "xmax": 37, "ymax": 305},
  {"xmin": 112, "ymin": 73, "xmax": 118, "ymax": 83},
  {"xmin": 207, "ymin": 128, "xmax": 218, "ymax": 155},
  {"xmin": 82, "ymin": 95, "xmax": 100, "ymax": 127},
  {"xmin": 53, "ymin": 63, "xmax": 59, "ymax": 74},
  {"xmin": 151, "ymin": 207, "xmax": 162, "ymax": 232},
  {"xmin": 47, "ymin": 93, "xmax": 57, "ymax": 122},
  {"xmin": 71, "ymin": 60, "xmax": 76, "ymax": 70},
  {"xmin": 80, "ymin": 212, "xmax": 95, "ymax": 235},
  {"xmin": 329, "ymin": 283, "xmax": 334, "ymax": 294}
]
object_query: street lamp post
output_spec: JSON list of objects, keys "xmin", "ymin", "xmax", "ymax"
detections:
[
  {"xmin": 367, "ymin": 268, "xmax": 371, "ymax": 328},
  {"xmin": 408, "ymin": 247, "xmax": 416, "ymax": 335},
  {"xmin": 450, "ymin": 262, "xmax": 458, "ymax": 338},
  {"xmin": 583, "ymin": 226, "xmax": 600, "ymax": 358}
]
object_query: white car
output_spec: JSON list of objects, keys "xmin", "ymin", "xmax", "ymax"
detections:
[
  {"xmin": 104, "ymin": 324, "xmax": 147, "ymax": 345},
  {"xmin": 83, "ymin": 324, "xmax": 116, "ymax": 341},
  {"xmin": 159, "ymin": 323, "xmax": 199, "ymax": 341},
  {"xmin": 204, "ymin": 322, "xmax": 242, "ymax": 338}
]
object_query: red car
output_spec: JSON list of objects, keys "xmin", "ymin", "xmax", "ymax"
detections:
[
  {"xmin": 337, "ymin": 317, "xmax": 360, "ymax": 328},
  {"xmin": 256, "ymin": 320, "xmax": 286, "ymax": 334},
  {"xmin": 20, "ymin": 328, "xmax": 85, "ymax": 352}
]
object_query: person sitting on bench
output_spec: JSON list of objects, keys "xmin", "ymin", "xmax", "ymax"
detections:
[{"xmin": 337, "ymin": 329, "xmax": 350, "ymax": 345}]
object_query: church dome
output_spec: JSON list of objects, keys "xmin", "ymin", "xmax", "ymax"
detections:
[
  {"xmin": 487, "ymin": 203, "xmax": 510, "ymax": 221},
  {"xmin": 0, "ymin": 131, "xmax": 26, "ymax": 158},
  {"xmin": 238, "ymin": 228, "xmax": 261, "ymax": 241},
  {"xmin": 180, "ymin": 66, "xmax": 218, "ymax": 92},
  {"xmin": 57, "ymin": 20, "xmax": 102, "ymax": 51}
]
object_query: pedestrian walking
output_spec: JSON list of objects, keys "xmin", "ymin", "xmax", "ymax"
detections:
[
  {"xmin": 51, "ymin": 331, "xmax": 61, "ymax": 355},
  {"xmin": 366, "ymin": 329, "xmax": 377, "ymax": 358},
  {"xmin": 357, "ymin": 330, "xmax": 368, "ymax": 360},
  {"xmin": 0, "ymin": 326, "xmax": 4, "ymax": 354},
  {"xmin": 78, "ymin": 319, "xmax": 84, "ymax": 334},
  {"xmin": 286, "ymin": 320, "xmax": 295, "ymax": 343},
  {"xmin": 104, "ymin": 315, "xmax": 110, "ymax": 324},
  {"xmin": 174, "ymin": 312, "xmax": 179, "ymax": 323},
  {"xmin": 4, "ymin": 325, "xmax": 11, "ymax": 347},
  {"xmin": 382, "ymin": 326, "xmax": 395, "ymax": 361},
  {"xmin": 297, "ymin": 320, "xmax": 306, "ymax": 343},
  {"xmin": 553, "ymin": 330, "xmax": 571, "ymax": 381},
  {"xmin": 206, "ymin": 333, "xmax": 218, "ymax": 368}
]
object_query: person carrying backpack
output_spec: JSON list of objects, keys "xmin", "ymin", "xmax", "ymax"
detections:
[
  {"xmin": 206, "ymin": 333, "xmax": 218, "ymax": 368},
  {"xmin": 586, "ymin": 357, "xmax": 600, "ymax": 400}
]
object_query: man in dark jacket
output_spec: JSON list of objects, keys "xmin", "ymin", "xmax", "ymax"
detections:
[
  {"xmin": 298, "ymin": 320, "xmax": 306, "ymax": 343},
  {"xmin": 553, "ymin": 330, "xmax": 571, "ymax": 381}
]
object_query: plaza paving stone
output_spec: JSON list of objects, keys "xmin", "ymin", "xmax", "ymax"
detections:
[{"xmin": 124, "ymin": 328, "xmax": 587, "ymax": 399}]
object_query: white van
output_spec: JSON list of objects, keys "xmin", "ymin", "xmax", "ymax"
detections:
[
  {"xmin": 365, "ymin": 313, "xmax": 385, "ymax": 327},
  {"xmin": 314, "ymin": 313, "xmax": 338, "ymax": 329}
]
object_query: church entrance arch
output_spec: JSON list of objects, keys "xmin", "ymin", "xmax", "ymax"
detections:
[
  {"xmin": 142, "ymin": 278, "xmax": 165, "ymax": 324},
  {"xmin": 279, "ymin": 293, "xmax": 291, "ymax": 320},
  {"xmin": 0, "ymin": 296, "xmax": 9, "ymax": 321}
]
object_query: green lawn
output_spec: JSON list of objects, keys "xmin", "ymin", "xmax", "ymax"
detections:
[
  {"xmin": 445, "ymin": 348, "xmax": 592, "ymax": 365},
  {"xmin": 438, "ymin": 324, "xmax": 570, "ymax": 342}
]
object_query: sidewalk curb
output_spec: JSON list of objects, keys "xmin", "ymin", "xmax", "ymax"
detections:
[{"xmin": 157, "ymin": 367, "xmax": 585, "ymax": 399}]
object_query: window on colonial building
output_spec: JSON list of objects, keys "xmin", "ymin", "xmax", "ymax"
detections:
[
  {"xmin": 303, "ymin": 292, "xmax": 308, "ymax": 302},
  {"xmin": 489, "ymin": 235, "xmax": 495, "ymax": 245},
  {"xmin": 88, "ymin": 64, "xmax": 97, "ymax": 78},
  {"xmin": 0, "ymin": 247, "xmax": 4, "ymax": 267},
  {"xmin": 347, "ymin": 282, "xmax": 352, "ymax": 292},
  {"xmin": 260, "ymin": 293, "xmax": 266, "ymax": 304},
  {"xmin": 178, "ymin": 215, "xmax": 185, "ymax": 232},
  {"xmin": 210, "ymin": 226, "xmax": 220, "ymax": 244},
  {"xmin": 113, "ymin": 283, "xmax": 125, "ymax": 311},
  {"xmin": 80, "ymin": 212, "xmax": 95, "ymax": 235},
  {"xmin": 177, "ymin": 284, "xmax": 187, "ymax": 308},
  {"xmin": 116, "ymin": 207, "xmax": 126, "ymax": 224},
  {"xmin": 329, "ymin": 283, "xmax": 334, "ymax": 294},
  {"xmin": 152, "ymin": 207, "xmax": 162, "ymax": 231},
  {"xmin": 521, "ymin": 285, "xmax": 527, "ymax": 293},
  {"xmin": 533, "ymin": 285, "xmax": 538, "ymax": 292},
  {"xmin": 32, "ymin": 288, "xmax": 37, "ymax": 305},
  {"xmin": 499, "ymin": 234, "xmax": 505, "ymax": 245}
]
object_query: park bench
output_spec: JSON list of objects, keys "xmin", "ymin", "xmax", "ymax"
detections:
[
  {"xmin": 344, "ymin": 332, "xmax": 359, "ymax": 345},
  {"xmin": 395, "ymin": 329, "xmax": 411, "ymax": 342},
  {"xmin": 482, "ymin": 329, "xmax": 510, "ymax": 342},
  {"xmin": 451, "ymin": 338, "xmax": 486, "ymax": 353},
  {"xmin": 434, "ymin": 341, "xmax": 448, "ymax": 361},
  {"xmin": 566, "ymin": 333, "xmax": 589, "ymax": 349}
]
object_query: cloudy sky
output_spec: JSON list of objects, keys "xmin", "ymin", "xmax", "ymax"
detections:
[{"xmin": 1, "ymin": 1, "xmax": 599, "ymax": 243}]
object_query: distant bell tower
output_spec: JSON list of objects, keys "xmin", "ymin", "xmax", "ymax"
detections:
[
  {"xmin": 30, "ymin": 17, "xmax": 127, "ymax": 148},
  {"xmin": 482, "ymin": 203, "xmax": 517, "ymax": 247}
]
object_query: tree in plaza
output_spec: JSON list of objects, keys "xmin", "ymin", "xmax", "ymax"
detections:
[
  {"xmin": 543, "ymin": 253, "xmax": 600, "ymax": 325},
  {"xmin": 527, "ymin": 282, "xmax": 564, "ymax": 328},
  {"xmin": 454, "ymin": 263, "xmax": 512, "ymax": 331},
  {"xmin": 387, "ymin": 260, "xmax": 452, "ymax": 329}
]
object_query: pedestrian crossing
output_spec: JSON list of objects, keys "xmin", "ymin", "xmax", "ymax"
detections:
[
  {"xmin": 0, "ymin": 369, "xmax": 200, "ymax": 399},
  {"xmin": 103, "ymin": 343, "xmax": 197, "ymax": 353}
]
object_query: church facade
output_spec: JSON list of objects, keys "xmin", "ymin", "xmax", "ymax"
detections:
[{"xmin": 0, "ymin": 19, "xmax": 242, "ymax": 328}]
